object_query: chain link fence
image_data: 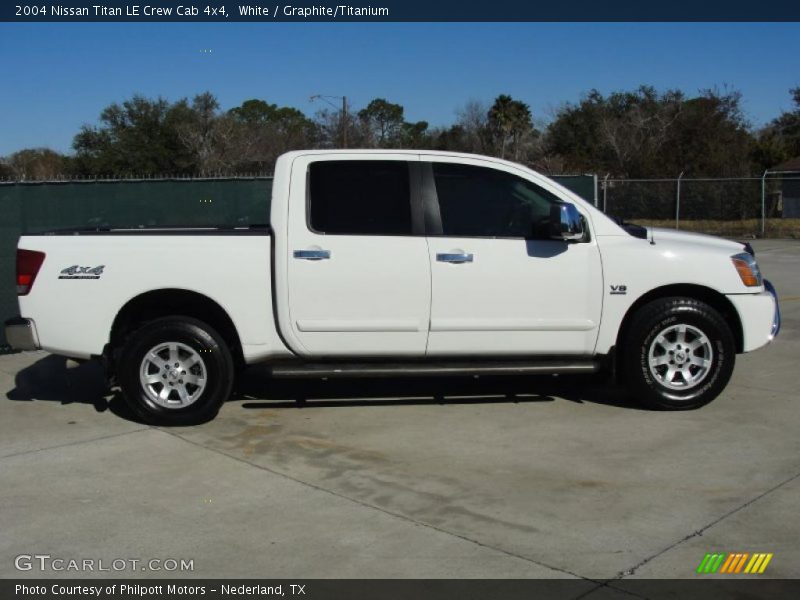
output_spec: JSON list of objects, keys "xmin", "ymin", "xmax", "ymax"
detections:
[{"xmin": 598, "ymin": 172, "xmax": 800, "ymax": 238}]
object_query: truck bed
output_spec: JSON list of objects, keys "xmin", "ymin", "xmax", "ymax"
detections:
[{"xmin": 17, "ymin": 226, "xmax": 290, "ymax": 362}]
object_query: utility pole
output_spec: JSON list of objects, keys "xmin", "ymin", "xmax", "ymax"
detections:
[
  {"xmin": 342, "ymin": 96, "xmax": 348, "ymax": 148},
  {"xmin": 310, "ymin": 94, "xmax": 349, "ymax": 149}
]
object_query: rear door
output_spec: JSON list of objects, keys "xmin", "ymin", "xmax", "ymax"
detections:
[
  {"xmin": 423, "ymin": 157, "xmax": 603, "ymax": 356},
  {"xmin": 285, "ymin": 154, "xmax": 431, "ymax": 357}
]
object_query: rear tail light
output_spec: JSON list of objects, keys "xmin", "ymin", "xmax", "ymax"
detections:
[{"xmin": 17, "ymin": 249, "xmax": 46, "ymax": 295}]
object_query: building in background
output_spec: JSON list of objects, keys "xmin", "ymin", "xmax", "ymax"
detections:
[{"xmin": 773, "ymin": 157, "xmax": 800, "ymax": 218}]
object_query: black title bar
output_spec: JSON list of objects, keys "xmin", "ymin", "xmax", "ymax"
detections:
[
  {"xmin": 5, "ymin": 580, "xmax": 800, "ymax": 600},
  {"xmin": 3, "ymin": 1, "xmax": 800, "ymax": 22}
]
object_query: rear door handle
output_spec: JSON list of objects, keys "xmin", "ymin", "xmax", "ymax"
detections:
[
  {"xmin": 293, "ymin": 249, "xmax": 331, "ymax": 260},
  {"xmin": 437, "ymin": 252, "xmax": 473, "ymax": 264}
]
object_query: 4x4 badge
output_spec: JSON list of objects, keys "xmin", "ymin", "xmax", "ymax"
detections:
[{"xmin": 59, "ymin": 265, "xmax": 105, "ymax": 280}]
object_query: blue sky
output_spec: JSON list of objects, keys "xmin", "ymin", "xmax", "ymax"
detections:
[{"xmin": 1, "ymin": 22, "xmax": 798, "ymax": 155}]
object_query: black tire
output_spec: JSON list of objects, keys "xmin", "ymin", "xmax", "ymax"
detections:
[
  {"xmin": 118, "ymin": 316, "xmax": 234, "ymax": 425},
  {"xmin": 622, "ymin": 297, "xmax": 735, "ymax": 410}
]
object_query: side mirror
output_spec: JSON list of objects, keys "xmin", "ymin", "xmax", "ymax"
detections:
[{"xmin": 549, "ymin": 203, "xmax": 584, "ymax": 241}]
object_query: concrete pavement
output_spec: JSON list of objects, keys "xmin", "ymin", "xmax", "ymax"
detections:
[{"xmin": 1, "ymin": 240, "xmax": 798, "ymax": 589}]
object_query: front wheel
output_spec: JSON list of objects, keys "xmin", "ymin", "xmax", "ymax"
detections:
[
  {"xmin": 623, "ymin": 297, "xmax": 735, "ymax": 410},
  {"xmin": 118, "ymin": 317, "xmax": 234, "ymax": 425}
]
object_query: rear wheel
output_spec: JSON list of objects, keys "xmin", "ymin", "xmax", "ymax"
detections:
[
  {"xmin": 118, "ymin": 317, "xmax": 234, "ymax": 425},
  {"xmin": 623, "ymin": 297, "xmax": 735, "ymax": 410}
]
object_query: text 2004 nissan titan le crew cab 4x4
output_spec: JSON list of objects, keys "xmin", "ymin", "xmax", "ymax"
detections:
[{"xmin": 5, "ymin": 151, "xmax": 781, "ymax": 424}]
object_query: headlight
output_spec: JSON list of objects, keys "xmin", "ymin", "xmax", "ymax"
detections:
[{"xmin": 731, "ymin": 252, "xmax": 762, "ymax": 287}]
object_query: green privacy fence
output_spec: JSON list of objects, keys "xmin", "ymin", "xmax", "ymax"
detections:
[
  {"xmin": 551, "ymin": 174, "xmax": 598, "ymax": 207},
  {"xmin": 0, "ymin": 177, "xmax": 273, "ymax": 350},
  {"xmin": 0, "ymin": 174, "xmax": 595, "ymax": 350}
]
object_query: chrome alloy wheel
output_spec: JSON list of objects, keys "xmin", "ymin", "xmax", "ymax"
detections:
[
  {"xmin": 647, "ymin": 324, "xmax": 713, "ymax": 391},
  {"xmin": 139, "ymin": 342, "xmax": 207, "ymax": 408}
]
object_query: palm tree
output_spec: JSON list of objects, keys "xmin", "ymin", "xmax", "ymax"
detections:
[{"xmin": 488, "ymin": 95, "xmax": 532, "ymax": 160}]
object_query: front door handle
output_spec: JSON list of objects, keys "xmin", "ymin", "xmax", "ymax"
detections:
[
  {"xmin": 437, "ymin": 252, "xmax": 473, "ymax": 264},
  {"xmin": 294, "ymin": 249, "xmax": 331, "ymax": 260}
]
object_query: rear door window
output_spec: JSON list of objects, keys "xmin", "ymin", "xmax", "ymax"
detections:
[{"xmin": 308, "ymin": 160, "xmax": 413, "ymax": 235}]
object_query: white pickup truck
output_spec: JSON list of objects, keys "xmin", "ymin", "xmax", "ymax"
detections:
[{"xmin": 5, "ymin": 150, "xmax": 780, "ymax": 424}]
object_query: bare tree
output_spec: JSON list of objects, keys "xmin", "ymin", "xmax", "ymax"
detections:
[{"xmin": 5, "ymin": 148, "xmax": 67, "ymax": 180}]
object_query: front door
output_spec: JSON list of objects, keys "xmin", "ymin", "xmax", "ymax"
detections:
[
  {"xmin": 285, "ymin": 155, "xmax": 431, "ymax": 357},
  {"xmin": 423, "ymin": 157, "xmax": 603, "ymax": 356}
]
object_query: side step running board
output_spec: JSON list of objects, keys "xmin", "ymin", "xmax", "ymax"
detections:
[{"xmin": 270, "ymin": 360, "xmax": 600, "ymax": 379}]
